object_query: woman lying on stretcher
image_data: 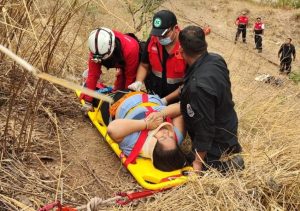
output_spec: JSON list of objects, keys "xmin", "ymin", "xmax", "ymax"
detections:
[{"xmin": 107, "ymin": 92, "xmax": 188, "ymax": 172}]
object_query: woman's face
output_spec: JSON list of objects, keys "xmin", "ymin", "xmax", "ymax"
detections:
[{"xmin": 154, "ymin": 126, "xmax": 176, "ymax": 150}]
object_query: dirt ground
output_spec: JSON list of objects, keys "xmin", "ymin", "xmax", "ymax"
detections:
[{"xmin": 1, "ymin": 0, "xmax": 299, "ymax": 210}]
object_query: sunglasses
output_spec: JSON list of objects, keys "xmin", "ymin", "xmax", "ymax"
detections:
[{"xmin": 160, "ymin": 27, "xmax": 174, "ymax": 37}]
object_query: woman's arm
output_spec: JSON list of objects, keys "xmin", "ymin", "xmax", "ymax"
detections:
[
  {"xmin": 163, "ymin": 87, "xmax": 180, "ymax": 104},
  {"xmin": 107, "ymin": 119, "xmax": 146, "ymax": 142},
  {"xmin": 107, "ymin": 114, "xmax": 163, "ymax": 142},
  {"xmin": 172, "ymin": 115, "xmax": 185, "ymax": 136},
  {"xmin": 160, "ymin": 103, "xmax": 181, "ymax": 119},
  {"xmin": 148, "ymin": 103, "xmax": 181, "ymax": 124}
]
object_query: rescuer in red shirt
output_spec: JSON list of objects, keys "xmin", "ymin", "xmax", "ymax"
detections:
[
  {"xmin": 81, "ymin": 27, "xmax": 140, "ymax": 112},
  {"xmin": 128, "ymin": 10, "xmax": 187, "ymax": 105},
  {"xmin": 234, "ymin": 11, "xmax": 249, "ymax": 44},
  {"xmin": 253, "ymin": 17, "xmax": 265, "ymax": 53}
]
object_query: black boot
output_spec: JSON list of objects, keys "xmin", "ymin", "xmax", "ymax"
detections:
[{"xmin": 219, "ymin": 154, "xmax": 245, "ymax": 174}]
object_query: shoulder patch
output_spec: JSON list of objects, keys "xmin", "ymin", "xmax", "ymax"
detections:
[{"xmin": 186, "ymin": 103, "xmax": 195, "ymax": 117}]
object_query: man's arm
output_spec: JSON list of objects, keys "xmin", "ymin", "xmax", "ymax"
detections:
[
  {"xmin": 235, "ymin": 17, "xmax": 239, "ymax": 25},
  {"xmin": 134, "ymin": 37, "xmax": 151, "ymax": 83},
  {"xmin": 121, "ymin": 47, "xmax": 140, "ymax": 89},
  {"xmin": 189, "ymin": 87, "xmax": 216, "ymax": 171},
  {"xmin": 193, "ymin": 151, "xmax": 207, "ymax": 171},
  {"xmin": 84, "ymin": 52, "xmax": 102, "ymax": 102},
  {"xmin": 292, "ymin": 45, "xmax": 296, "ymax": 61},
  {"xmin": 278, "ymin": 45, "xmax": 283, "ymax": 58},
  {"xmin": 135, "ymin": 63, "xmax": 150, "ymax": 82},
  {"xmin": 163, "ymin": 86, "xmax": 181, "ymax": 104},
  {"xmin": 128, "ymin": 38, "xmax": 151, "ymax": 90}
]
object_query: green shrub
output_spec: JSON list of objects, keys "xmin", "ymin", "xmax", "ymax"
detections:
[
  {"xmin": 277, "ymin": 0, "xmax": 300, "ymax": 8},
  {"xmin": 255, "ymin": 0, "xmax": 300, "ymax": 8},
  {"xmin": 289, "ymin": 70, "xmax": 300, "ymax": 84}
]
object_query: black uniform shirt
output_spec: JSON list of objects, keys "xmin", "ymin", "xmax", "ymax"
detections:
[
  {"xmin": 278, "ymin": 43, "xmax": 296, "ymax": 60},
  {"xmin": 180, "ymin": 52, "xmax": 239, "ymax": 157}
]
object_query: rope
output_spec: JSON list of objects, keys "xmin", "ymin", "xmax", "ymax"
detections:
[
  {"xmin": 0, "ymin": 44, "xmax": 114, "ymax": 103},
  {"xmin": 76, "ymin": 196, "xmax": 122, "ymax": 211}
]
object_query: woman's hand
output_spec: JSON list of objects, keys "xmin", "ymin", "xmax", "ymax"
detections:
[{"xmin": 145, "ymin": 112, "xmax": 163, "ymax": 130}]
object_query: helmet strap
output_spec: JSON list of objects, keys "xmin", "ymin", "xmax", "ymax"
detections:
[{"xmin": 94, "ymin": 28, "xmax": 101, "ymax": 55}]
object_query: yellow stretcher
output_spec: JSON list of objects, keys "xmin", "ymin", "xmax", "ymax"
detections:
[{"xmin": 76, "ymin": 90, "xmax": 192, "ymax": 190}]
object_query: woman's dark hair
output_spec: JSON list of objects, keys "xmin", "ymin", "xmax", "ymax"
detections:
[
  {"xmin": 179, "ymin": 25, "xmax": 207, "ymax": 57},
  {"xmin": 152, "ymin": 141, "xmax": 188, "ymax": 172}
]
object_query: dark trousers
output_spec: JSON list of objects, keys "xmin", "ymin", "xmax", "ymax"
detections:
[
  {"xmin": 93, "ymin": 90, "xmax": 128, "ymax": 125},
  {"xmin": 254, "ymin": 34, "xmax": 262, "ymax": 49},
  {"xmin": 280, "ymin": 57, "xmax": 292, "ymax": 73},
  {"xmin": 235, "ymin": 27, "xmax": 246, "ymax": 42}
]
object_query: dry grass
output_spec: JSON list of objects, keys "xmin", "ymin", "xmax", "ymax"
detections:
[{"xmin": 0, "ymin": 0, "xmax": 299, "ymax": 210}]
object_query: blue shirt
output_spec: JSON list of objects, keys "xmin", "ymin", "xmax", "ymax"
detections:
[{"xmin": 116, "ymin": 94, "xmax": 184, "ymax": 156}]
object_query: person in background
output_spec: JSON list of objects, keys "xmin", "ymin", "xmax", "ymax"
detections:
[
  {"xmin": 81, "ymin": 27, "xmax": 140, "ymax": 112},
  {"xmin": 253, "ymin": 17, "xmax": 264, "ymax": 53},
  {"xmin": 128, "ymin": 10, "xmax": 186, "ymax": 105},
  {"xmin": 278, "ymin": 38, "xmax": 296, "ymax": 75},
  {"xmin": 178, "ymin": 25, "xmax": 244, "ymax": 173},
  {"xmin": 234, "ymin": 10, "xmax": 249, "ymax": 44}
]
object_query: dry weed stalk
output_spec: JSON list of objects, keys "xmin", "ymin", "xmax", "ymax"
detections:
[
  {"xmin": 134, "ymin": 86, "xmax": 300, "ymax": 210},
  {"xmin": 0, "ymin": 0, "xmax": 93, "ymax": 208},
  {"xmin": 124, "ymin": 0, "xmax": 165, "ymax": 32},
  {"xmin": 0, "ymin": 0, "xmax": 83, "ymax": 155}
]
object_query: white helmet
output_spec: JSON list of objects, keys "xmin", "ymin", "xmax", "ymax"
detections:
[{"xmin": 88, "ymin": 27, "xmax": 115, "ymax": 62}]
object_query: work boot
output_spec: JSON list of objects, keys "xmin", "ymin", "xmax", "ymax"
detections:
[{"xmin": 223, "ymin": 154, "xmax": 245, "ymax": 172}]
